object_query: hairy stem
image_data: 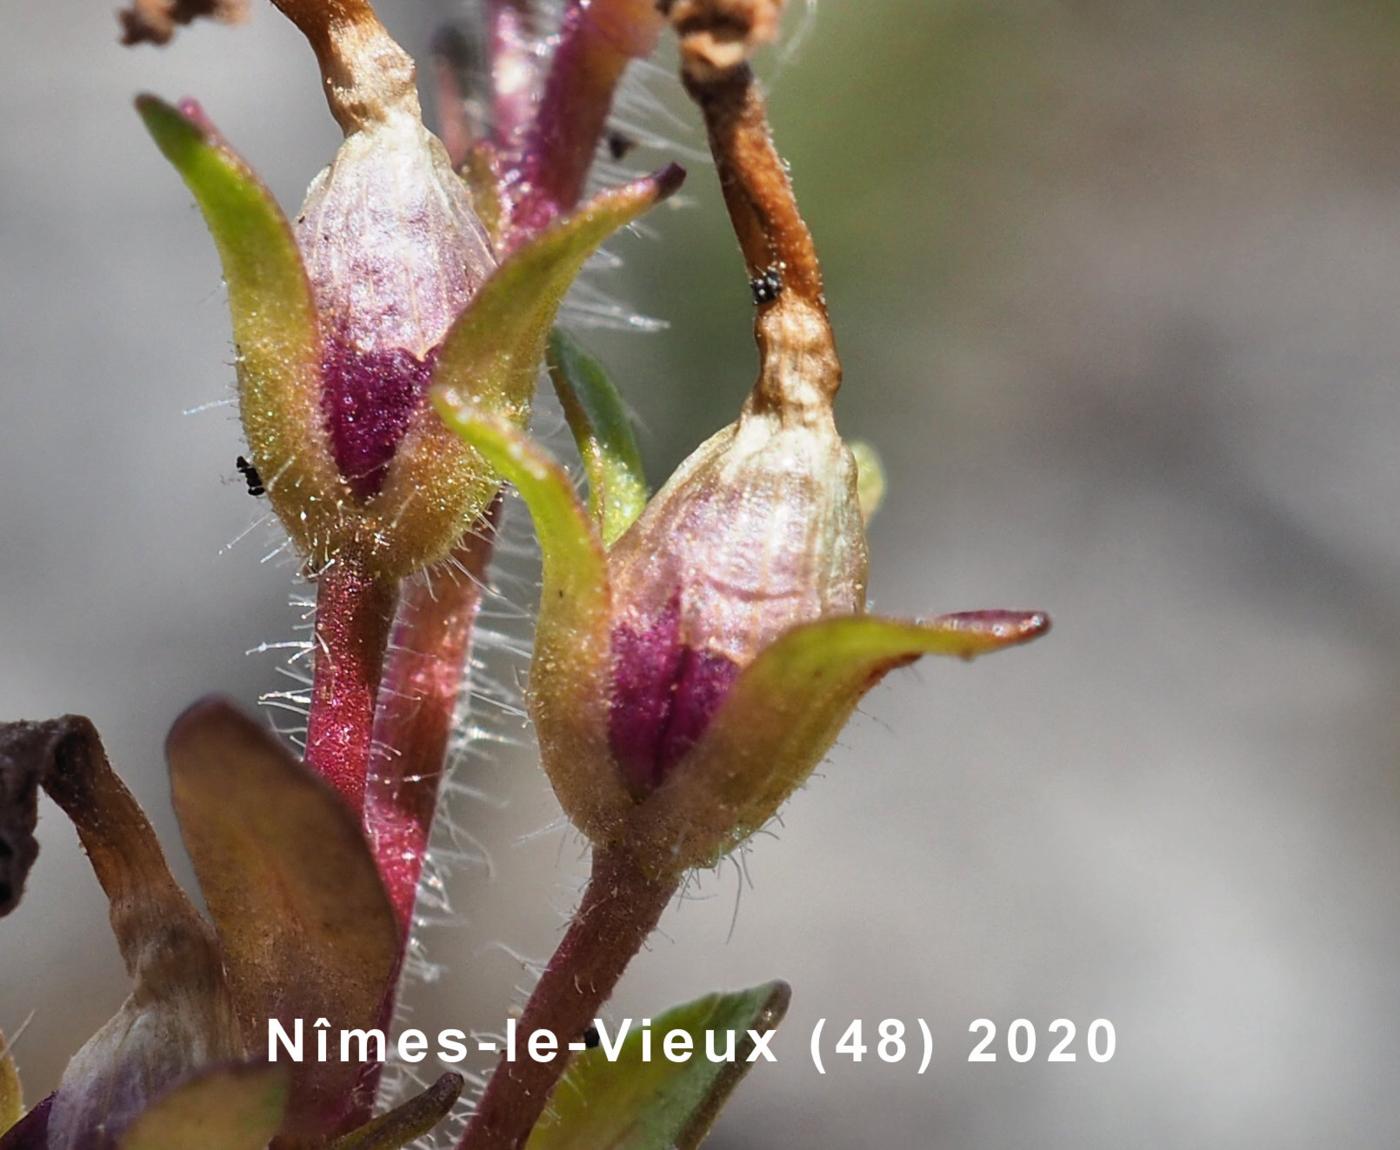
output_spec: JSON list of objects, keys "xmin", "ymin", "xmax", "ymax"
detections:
[
  {"xmin": 306, "ymin": 551, "xmax": 398, "ymax": 810},
  {"xmin": 366, "ymin": 505, "xmax": 500, "ymax": 934},
  {"xmin": 506, "ymin": 0, "xmax": 664, "ymax": 241},
  {"xmin": 487, "ymin": 0, "xmax": 538, "ymax": 153},
  {"xmin": 457, "ymin": 845, "xmax": 680, "ymax": 1150}
]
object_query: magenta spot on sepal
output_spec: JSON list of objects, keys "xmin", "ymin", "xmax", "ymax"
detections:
[
  {"xmin": 608, "ymin": 600, "xmax": 742, "ymax": 796},
  {"xmin": 321, "ymin": 334, "xmax": 438, "ymax": 498}
]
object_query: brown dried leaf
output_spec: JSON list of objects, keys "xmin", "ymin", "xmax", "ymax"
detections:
[
  {"xmin": 118, "ymin": 0, "xmax": 248, "ymax": 46},
  {"xmin": 0, "ymin": 718, "xmax": 242, "ymax": 1149},
  {"xmin": 166, "ymin": 699, "xmax": 398, "ymax": 1140},
  {"xmin": 0, "ymin": 729, "xmax": 42, "ymax": 918}
]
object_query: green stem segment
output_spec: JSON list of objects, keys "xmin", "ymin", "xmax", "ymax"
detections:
[{"xmin": 457, "ymin": 846, "xmax": 680, "ymax": 1150}]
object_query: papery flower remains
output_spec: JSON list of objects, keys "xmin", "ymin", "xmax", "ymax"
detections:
[{"xmin": 436, "ymin": 0, "xmax": 1050, "ymax": 879}]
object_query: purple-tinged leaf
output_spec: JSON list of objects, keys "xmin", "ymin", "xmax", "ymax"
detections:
[
  {"xmin": 166, "ymin": 699, "xmax": 398, "ymax": 1139},
  {"xmin": 118, "ymin": 1064, "xmax": 288, "ymax": 1150},
  {"xmin": 0, "ymin": 718, "xmax": 241, "ymax": 1149},
  {"xmin": 0, "ymin": 1094, "xmax": 50, "ymax": 1150}
]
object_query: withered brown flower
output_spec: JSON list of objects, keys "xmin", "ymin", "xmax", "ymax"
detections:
[{"xmin": 0, "ymin": 703, "xmax": 458, "ymax": 1149}]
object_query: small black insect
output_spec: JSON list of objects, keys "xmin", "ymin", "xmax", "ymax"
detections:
[
  {"xmin": 583, "ymin": 1025, "xmax": 600, "ymax": 1050},
  {"xmin": 606, "ymin": 130, "xmax": 638, "ymax": 161},
  {"xmin": 750, "ymin": 267, "xmax": 783, "ymax": 305},
  {"xmin": 236, "ymin": 455, "xmax": 265, "ymax": 497}
]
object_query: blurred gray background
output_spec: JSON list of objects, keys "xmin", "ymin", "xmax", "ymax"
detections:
[{"xmin": 6, "ymin": 0, "xmax": 1400, "ymax": 1146}]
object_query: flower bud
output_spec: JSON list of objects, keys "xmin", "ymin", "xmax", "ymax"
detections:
[
  {"xmin": 606, "ymin": 298, "xmax": 867, "ymax": 795},
  {"xmin": 435, "ymin": 0, "xmax": 1049, "ymax": 872},
  {"xmin": 445, "ymin": 326, "xmax": 1047, "ymax": 875},
  {"xmin": 297, "ymin": 101, "xmax": 495, "ymax": 498},
  {"xmin": 142, "ymin": 0, "xmax": 678, "ymax": 579}
]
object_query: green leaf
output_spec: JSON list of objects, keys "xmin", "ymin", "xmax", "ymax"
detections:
[
  {"xmin": 639, "ymin": 611, "xmax": 1051, "ymax": 870},
  {"xmin": 330, "ymin": 1073, "xmax": 463, "ymax": 1150},
  {"xmin": 526, "ymin": 981, "xmax": 791, "ymax": 1150},
  {"xmin": 119, "ymin": 1064, "xmax": 288, "ymax": 1150},
  {"xmin": 849, "ymin": 440, "xmax": 886, "ymax": 523},
  {"xmin": 548, "ymin": 330, "xmax": 649, "ymax": 547},
  {"xmin": 378, "ymin": 165, "xmax": 684, "ymax": 577},
  {"xmin": 0, "ymin": 1029, "xmax": 20, "ymax": 1135},
  {"xmin": 136, "ymin": 96, "xmax": 343, "ymax": 561},
  {"xmin": 435, "ymin": 412, "xmax": 631, "ymax": 842},
  {"xmin": 166, "ymin": 699, "xmax": 399, "ymax": 1140}
]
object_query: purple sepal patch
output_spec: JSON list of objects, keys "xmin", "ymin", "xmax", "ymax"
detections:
[
  {"xmin": 321, "ymin": 335, "xmax": 438, "ymax": 498},
  {"xmin": 608, "ymin": 600, "xmax": 741, "ymax": 796},
  {"xmin": 0, "ymin": 1094, "xmax": 53, "ymax": 1150}
]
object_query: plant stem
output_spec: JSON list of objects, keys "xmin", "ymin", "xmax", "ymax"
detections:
[
  {"xmin": 683, "ymin": 62, "xmax": 826, "ymax": 311},
  {"xmin": 457, "ymin": 845, "xmax": 680, "ymax": 1150},
  {"xmin": 306, "ymin": 550, "xmax": 398, "ymax": 810},
  {"xmin": 506, "ymin": 0, "xmax": 664, "ymax": 242},
  {"xmin": 487, "ymin": 0, "xmax": 538, "ymax": 153},
  {"xmin": 366, "ymin": 506, "xmax": 500, "ymax": 934}
]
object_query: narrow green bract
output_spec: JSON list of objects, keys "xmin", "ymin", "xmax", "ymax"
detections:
[
  {"xmin": 0, "ymin": 1029, "xmax": 20, "ymax": 1135},
  {"xmin": 548, "ymin": 330, "xmax": 649, "ymax": 547}
]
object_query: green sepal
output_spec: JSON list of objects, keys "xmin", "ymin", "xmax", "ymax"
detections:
[
  {"xmin": 136, "ymin": 96, "xmax": 344, "ymax": 563},
  {"xmin": 526, "ymin": 981, "xmax": 791, "ymax": 1150},
  {"xmin": 849, "ymin": 440, "xmax": 886, "ymax": 523},
  {"xmin": 377, "ymin": 165, "xmax": 685, "ymax": 579},
  {"xmin": 640, "ymin": 611, "xmax": 1050, "ymax": 870},
  {"xmin": 435, "ymin": 412, "xmax": 631, "ymax": 842},
  {"xmin": 548, "ymin": 330, "xmax": 649, "ymax": 547},
  {"xmin": 330, "ymin": 1073, "xmax": 464, "ymax": 1150},
  {"xmin": 0, "ymin": 1029, "xmax": 20, "ymax": 1135},
  {"xmin": 461, "ymin": 143, "xmax": 506, "ymax": 250}
]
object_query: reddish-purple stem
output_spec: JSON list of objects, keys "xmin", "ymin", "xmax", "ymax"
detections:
[
  {"xmin": 487, "ymin": 0, "xmax": 538, "ymax": 153},
  {"xmin": 456, "ymin": 845, "xmax": 680, "ymax": 1150},
  {"xmin": 306, "ymin": 551, "xmax": 398, "ymax": 810},
  {"xmin": 505, "ymin": 0, "xmax": 664, "ymax": 241},
  {"xmin": 353, "ymin": 509, "xmax": 500, "ymax": 1110},
  {"xmin": 366, "ymin": 506, "xmax": 500, "ymax": 934},
  {"xmin": 332, "ymin": 0, "xmax": 669, "ymax": 1130}
]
